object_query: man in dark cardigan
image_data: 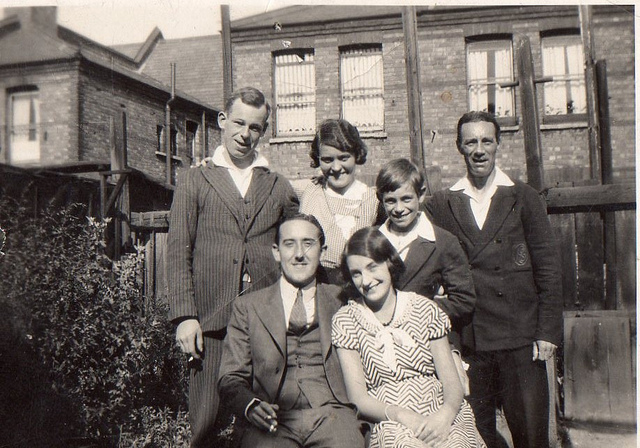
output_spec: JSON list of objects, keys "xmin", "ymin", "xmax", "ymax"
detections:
[
  {"xmin": 167, "ymin": 87, "xmax": 299, "ymax": 447},
  {"xmin": 426, "ymin": 111, "xmax": 563, "ymax": 448}
]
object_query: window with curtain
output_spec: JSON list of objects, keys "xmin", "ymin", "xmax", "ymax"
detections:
[
  {"xmin": 466, "ymin": 40, "xmax": 515, "ymax": 119},
  {"xmin": 340, "ymin": 45, "xmax": 384, "ymax": 132},
  {"xmin": 541, "ymin": 34, "xmax": 586, "ymax": 120},
  {"xmin": 8, "ymin": 89, "xmax": 40, "ymax": 163},
  {"xmin": 274, "ymin": 50, "xmax": 316, "ymax": 137}
]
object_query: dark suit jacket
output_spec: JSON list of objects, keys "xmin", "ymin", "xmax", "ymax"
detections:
[
  {"xmin": 167, "ymin": 162, "xmax": 299, "ymax": 332},
  {"xmin": 426, "ymin": 179, "xmax": 562, "ymax": 352},
  {"xmin": 395, "ymin": 225, "xmax": 476, "ymax": 349},
  {"xmin": 218, "ymin": 281, "xmax": 350, "ymax": 418}
]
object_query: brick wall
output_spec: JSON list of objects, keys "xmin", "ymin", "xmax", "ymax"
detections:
[
  {"xmin": 78, "ymin": 63, "xmax": 220, "ymax": 184},
  {"xmin": 0, "ymin": 62, "xmax": 78, "ymax": 165},
  {"xmin": 231, "ymin": 5, "xmax": 635, "ymax": 187}
]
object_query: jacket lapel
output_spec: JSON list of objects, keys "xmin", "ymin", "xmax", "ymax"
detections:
[
  {"xmin": 244, "ymin": 168, "xmax": 278, "ymax": 230},
  {"xmin": 316, "ymin": 284, "xmax": 335, "ymax": 361},
  {"xmin": 254, "ymin": 282, "xmax": 287, "ymax": 358},
  {"xmin": 199, "ymin": 164, "xmax": 243, "ymax": 224},
  {"xmin": 397, "ymin": 238, "xmax": 436, "ymax": 289},
  {"xmin": 467, "ymin": 187, "xmax": 517, "ymax": 261},
  {"xmin": 448, "ymin": 192, "xmax": 481, "ymax": 243}
]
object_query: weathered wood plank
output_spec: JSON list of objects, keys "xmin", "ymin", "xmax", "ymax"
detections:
[
  {"xmin": 545, "ymin": 183, "xmax": 635, "ymax": 212},
  {"xmin": 575, "ymin": 212, "xmax": 604, "ymax": 309},
  {"xmin": 550, "ymin": 214, "xmax": 578, "ymax": 309},
  {"xmin": 615, "ymin": 210, "xmax": 637, "ymax": 311},
  {"xmin": 564, "ymin": 311, "xmax": 635, "ymax": 425},
  {"xmin": 131, "ymin": 211, "xmax": 170, "ymax": 231}
]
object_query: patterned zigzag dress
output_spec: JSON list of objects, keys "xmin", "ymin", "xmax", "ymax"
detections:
[{"xmin": 332, "ymin": 291, "xmax": 486, "ymax": 448}]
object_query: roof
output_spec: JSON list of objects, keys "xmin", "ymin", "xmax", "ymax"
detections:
[
  {"xmin": 0, "ymin": 8, "xmax": 221, "ymax": 113},
  {"xmin": 0, "ymin": 14, "xmax": 77, "ymax": 65},
  {"xmin": 114, "ymin": 34, "xmax": 223, "ymax": 108},
  {"xmin": 230, "ymin": 5, "xmax": 422, "ymax": 30}
]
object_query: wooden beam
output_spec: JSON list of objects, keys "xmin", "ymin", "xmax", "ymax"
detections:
[
  {"xmin": 131, "ymin": 211, "xmax": 170, "ymax": 231},
  {"xmin": 544, "ymin": 183, "xmax": 636, "ymax": 212},
  {"xmin": 516, "ymin": 34, "xmax": 544, "ymax": 191},
  {"xmin": 402, "ymin": 6, "xmax": 426, "ymax": 174},
  {"xmin": 579, "ymin": 5, "xmax": 602, "ymax": 182},
  {"xmin": 221, "ymin": 4, "xmax": 233, "ymax": 104}
]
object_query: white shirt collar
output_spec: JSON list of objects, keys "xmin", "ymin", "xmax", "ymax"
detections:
[
  {"xmin": 210, "ymin": 145, "xmax": 269, "ymax": 172},
  {"xmin": 379, "ymin": 212, "xmax": 435, "ymax": 260},
  {"xmin": 324, "ymin": 179, "xmax": 368, "ymax": 200},
  {"xmin": 279, "ymin": 276, "xmax": 316, "ymax": 326},
  {"xmin": 450, "ymin": 166, "xmax": 514, "ymax": 197},
  {"xmin": 380, "ymin": 211, "xmax": 435, "ymax": 242}
]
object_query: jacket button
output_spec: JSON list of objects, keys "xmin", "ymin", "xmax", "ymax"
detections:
[
  {"xmin": 233, "ymin": 259, "xmax": 238, "ymax": 264},
  {"xmin": 497, "ymin": 291, "xmax": 504, "ymax": 297},
  {"xmin": 496, "ymin": 238, "xmax": 503, "ymax": 243}
]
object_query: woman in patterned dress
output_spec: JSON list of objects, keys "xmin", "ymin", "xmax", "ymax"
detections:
[
  {"xmin": 332, "ymin": 227, "xmax": 486, "ymax": 448},
  {"xmin": 291, "ymin": 119, "xmax": 383, "ymax": 284}
]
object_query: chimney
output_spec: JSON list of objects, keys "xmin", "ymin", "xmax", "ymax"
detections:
[{"xmin": 4, "ymin": 6, "xmax": 57, "ymax": 35}]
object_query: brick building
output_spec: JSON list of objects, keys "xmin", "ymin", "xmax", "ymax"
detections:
[
  {"xmin": 0, "ymin": 6, "xmax": 222, "ymax": 194},
  {"xmin": 229, "ymin": 5, "xmax": 635, "ymax": 188}
]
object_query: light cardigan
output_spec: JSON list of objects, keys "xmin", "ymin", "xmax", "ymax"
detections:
[{"xmin": 295, "ymin": 180, "xmax": 380, "ymax": 269}]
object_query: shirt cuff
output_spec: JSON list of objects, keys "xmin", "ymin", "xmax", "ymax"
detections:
[{"xmin": 245, "ymin": 397, "xmax": 261, "ymax": 420}]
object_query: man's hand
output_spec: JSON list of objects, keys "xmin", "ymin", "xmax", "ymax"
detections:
[
  {"xmin": 176, "ymin": 319, "xmax": 204, "ymax": 359},
  {"xmin": 247, "ymin": 401, "xmax": 279, "ymax": 433},
  {"xmin": 533, "ymin": 339, "xmax": 556, "ymax": 361}
]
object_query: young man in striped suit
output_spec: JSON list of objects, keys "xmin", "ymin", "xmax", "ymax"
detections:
[{"xmin": 168, "ymin": 87, "xmax": 299, "ymax": 447}]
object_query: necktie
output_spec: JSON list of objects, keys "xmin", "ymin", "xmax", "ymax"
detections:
[{"xmin": 288, "ymin": 288, "xmax": 307, "ymax": 334}]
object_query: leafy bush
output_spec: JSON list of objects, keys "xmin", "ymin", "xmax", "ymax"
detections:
[{"xmin": 0, "ymin": 198, "xmax": 189, "ymax": 446}]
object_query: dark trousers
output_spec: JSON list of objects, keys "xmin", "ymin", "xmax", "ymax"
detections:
[
  {"xmin": 189, "ymin": 330, "xmax": 228, "ymax": 448},
  {"xmin": 465, "ymin": 345, "xmax": 549, "ymax": 448},
  {"xmin": 239, "ymin": 404, "xmax": 364, "ymax": 448}
]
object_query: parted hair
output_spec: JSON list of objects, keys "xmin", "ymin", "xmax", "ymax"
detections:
[
  {"xmin": 456, "ymin": 111, "xmax": 501, "ymax": 149},
  {"xmin": 375, "ymin": 158, "xmax": 426, "ymax": 201},
  {"xmin": 275, "ymin": 213, "xmax": 326, "ymax": 247},
  {"xmin": 309, "ymin": 119, "xmax": 368, "ymax": 168},
  {"xmin": 225, "ymin": 87, "xmax": 271, "ymax": 122},
  {"xmin": 341, "ymin": 227, "xmax": 406, "ymax": 288}
]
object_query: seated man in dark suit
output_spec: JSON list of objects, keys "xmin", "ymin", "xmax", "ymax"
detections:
[{"xmin": 218, "ymin": 213, "xmax": 365, "ymax": 448}]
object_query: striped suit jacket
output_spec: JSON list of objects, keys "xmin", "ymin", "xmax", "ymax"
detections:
[{"xmin": 167, "ymin": 162, "xmax": 299, "ymax": 332}]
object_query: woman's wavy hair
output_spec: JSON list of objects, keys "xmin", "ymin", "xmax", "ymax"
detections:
[{"xmin": 309, "ymin": 119, "xmax": 368, "ymax": 168}]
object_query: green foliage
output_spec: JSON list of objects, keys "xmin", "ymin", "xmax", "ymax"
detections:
[{"xmin": 0, "ymin": 197, "xmax": 189, "ymax": 446}]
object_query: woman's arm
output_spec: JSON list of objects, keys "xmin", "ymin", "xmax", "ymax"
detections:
[
  {"xmin": 336, "ymin": 347, "xmax": 425, "ymax": 432},
  {"xmin": 414, "ymin": 335, "xmax": 463, "ymax": 445}
]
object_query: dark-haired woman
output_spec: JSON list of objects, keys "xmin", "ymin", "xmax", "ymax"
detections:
[
  {"xmin": 332, "ymin": 227, "xmax": 485, "ymax": 448},
  {"xmin": 292, "ymin": 119, "xmax": 382, "ymax": 284}
]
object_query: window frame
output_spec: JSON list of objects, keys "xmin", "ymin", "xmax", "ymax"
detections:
[
  {"xmin": 7, "ymin": 87, "xmax": 40, "ymax": 164},
  {"xmin": 540, "ymin": 31, "xmax": 587, "ymax": 125},
  {"xmin": 273, "ymin": 48, "xmax": 317, "ymax": 138},
  {"xmin": 465, "ymin": 37, "xmax": 517, "ymax": 127},
  {"xmin": 339, "ymin": 44, "xmax": 385, "ymax": 134}
]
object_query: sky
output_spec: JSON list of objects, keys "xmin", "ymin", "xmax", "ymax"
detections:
[
  {"xmin": 0, "ymin": 0, "xmax": 295, "ymax": 46},
  {"xmin": 0, "ymin": 0, "xmax": 631, "ymax": 46}
]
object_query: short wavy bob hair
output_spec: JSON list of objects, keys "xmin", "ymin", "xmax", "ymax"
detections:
[{"xmin": 309, "ymin": 119, "xmax": 368, "ymax": 168}]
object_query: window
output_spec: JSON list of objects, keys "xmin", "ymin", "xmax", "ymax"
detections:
[
  {"xmin": 340, "ymin": 45, "xmax": 384, "ymax": 132},
  {"xmin": 157, "ymin": 124, "xmax": 177, "ymax": 156},
  {"xmin": 186, "ymin": 120, "xmax": 199, "ymax": 165},
  {"xmin": 274, "ymin": 50, "xmax": 316, "ymax": 137},
  {"xmin": 8, "ymin": 89, "xmax": 40, "ymax": 163},
  {"xmin": 466, "ymin": 39, "xmax": 515, "ymax": 119},
  {"xmin": 541, "ymin": 33, "xmax": 586, "ymax": 121}
]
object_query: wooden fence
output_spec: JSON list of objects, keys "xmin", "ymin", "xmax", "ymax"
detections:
[{"xmin": 544, "ymin": 181, "xmax": 636, "ymax": 428}]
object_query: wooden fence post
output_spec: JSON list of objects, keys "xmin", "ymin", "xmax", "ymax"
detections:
[{"xmin": 515, "ymin": 34, "xmax": 544, "ymax": 191}]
